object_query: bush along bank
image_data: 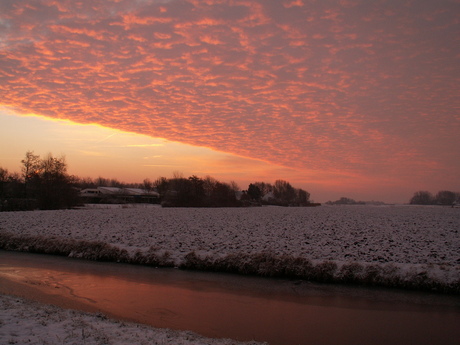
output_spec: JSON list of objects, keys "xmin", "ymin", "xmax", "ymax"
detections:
[{"xmin": 0, "ymin": 232, "xmax": 458, "ymax": 295}]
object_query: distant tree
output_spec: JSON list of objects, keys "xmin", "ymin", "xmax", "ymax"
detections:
[
  {"xmin": 253, "ymin": 182, "xmax": 273, "ymax": 196},
  {"xmin": 247, "ymin": 183, "xmax": 262, "ymax": 201},
  {"xmin": 273, "ymin": 179, "xmax": 296, "ymax": 205},
  {"xmin": 21, "ymin": 151, "xmax": 41, "ymax": 181},
  {"xmin": 188, "ymin": 175, "xmax": 205, "ymax": 205},
  {"xmin": 325, "ymin": 197, "xmax": 365, "ymax": 205},
  {"xmin": 409, "ymin": 191, "xmax": 434, "ymax": 205},
  {"xmin": 247, "ymin": 180, "xmax": 312, "ymax": 206},
  {"xmin": 295, "ymin": 188, "xmax": 311, "ymax": 205},
  {"xmin": 172, "ymin": 171, "xmax": 184, "ymax": 179},
  {"xmin": 209, "ymin": 181, "xmax": 238, "ymax": 207},
  {"xmin": 76, "ymin": 176, "xmax": 97, "ymax": 189},
  {"xmin": 143, "ymin": 178, "xmax": 153, "ymax": 192},
  {"xmin": 19, "ymin": 152, "xmax": 79, "ymax": 210},
  {"xmin": 155, "ymin": 174, "xmax": 240, "ymax": 207},
  {"xmin": 168, "ymin": 177, "xmax": 189, "ymax": 206},
  {"xmin": 434, "ymin": 190, "xmax": 457, "ymax": 205},
  {"xmin": 170, "ymin": 175, "xmax": 205, "ymax": 207},
  {"xmin": 0, "ymin": 167, "xmax": 8, "ymax": 197},
  {"xmin": 0, "ymin": 167, "xmax": 8, "ymax": 181},
  {"xmin": 21, "ymin": 151, "xmax": 41, "ymax": 197},
  {"xmin": 109, "ymin": 178, "xmax": 123, "ymax": 187},
  {"xmin": 36, "ymin": 153, "xmax": 79, "ymax": 209},
  {"xmin": 0, "ymin": 168, "xmax": 24, "ymax": 211},
  {"xmin": 153, "ymin": 177, "xmax": 169, "ymax": 197},
  {"xmin": 95, "ymin": 177, "xmax": 109, "ymax": 187},
  {"xmin": 203, "ymin": 175, "xmax": 218, "ymax": 199},
  {"xmin": 0, "ymin": 167, "xmax": 10, "ymax": 206},
  {"xmin": 229, "ymin": 180, "xmax": 240, "ymax": 193}
]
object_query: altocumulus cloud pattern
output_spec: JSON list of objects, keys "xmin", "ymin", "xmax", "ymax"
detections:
[{"xmin": 1, "ymin": 0, "xmax": 459, "ymax": 187}]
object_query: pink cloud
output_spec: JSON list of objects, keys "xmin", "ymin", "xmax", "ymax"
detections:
[{"xmin": 1, "ymin": 0, "xmax": 459, "ymax": 198}]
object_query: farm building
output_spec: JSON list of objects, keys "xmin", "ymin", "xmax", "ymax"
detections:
[{"xmin": 80, "ymin": 187, "xmax": 160, "ymax": 204}]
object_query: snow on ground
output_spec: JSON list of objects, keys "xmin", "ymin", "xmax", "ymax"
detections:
[
  {"xmin": 1, "ymin": 205, "xmax": 458, "ymax": 264},
  {"xmin": 0, "ymin": 205, "xmax": 459, "ymax": 286},
  {"xmin": 0, "ymin": 205, "xmax": 459, "ymax": 344},
  {"xmin": 0, "ymin": 294, "xmax": 265, "ymax": 345}
]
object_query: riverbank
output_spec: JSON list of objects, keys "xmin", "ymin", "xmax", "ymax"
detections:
[
  {"xmin": 2, "ymin": 251, "xmax": 459, "ymax": 345},
  {"xmin": 0, "ymin": 294, "xmax": 265, "ymax": 345},
  {"xmin": 0, "ymin": 205, "xmax": 459, "ymax": 293}
]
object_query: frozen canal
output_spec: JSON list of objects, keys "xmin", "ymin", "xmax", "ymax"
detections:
[{"xmin": 1, "ymin": 251, "xmax": 459, "ymax": 345}]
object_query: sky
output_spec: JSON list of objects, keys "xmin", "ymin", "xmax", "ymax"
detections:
[{"xmin": 1, "ymin": 0, "xmax": 459, "ymax": 203}]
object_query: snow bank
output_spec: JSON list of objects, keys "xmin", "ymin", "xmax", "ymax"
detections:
[
  {"xmin": 0, "ymin": 205, "xmax": 459, "ymax": 292},
  {"xmin": 0, "ymin": 294, "xmax": 265, "ymax": 345}
]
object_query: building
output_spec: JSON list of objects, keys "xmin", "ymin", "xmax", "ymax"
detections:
[{"xmin": 80, "ymin": 187, "xmax": 160, "ymax": 204}]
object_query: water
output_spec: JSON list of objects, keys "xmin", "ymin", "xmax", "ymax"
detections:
[{"xmin": 1, "ymin": 250, "xmax": 459, "ymax": 345}]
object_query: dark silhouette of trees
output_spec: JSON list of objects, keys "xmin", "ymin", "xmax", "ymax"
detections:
[
  {"xmin": 326, "ymin": 197, "xmax": 366, "ymax": 205},
  {"xmin": 244, "ymin": 180, "xmax": 311, "ymax": 206},
  {"xmin": 296, "ymin": 188, "xmax": 311, "ymax": 205},
  {"xmin": 164, "ymin": 175, "xmax": 206, "ymax": 207},
  {"xmin": 187, "ymin": 175, "xmax": 206, "ymax": 206},
  {"xmin": 209, "ymin": 181, "xmax": 238, "ymax": 207},
  {"xmin": 410, "ymin": 191, "xmax": 435, "ymax": 205},
  {"xmin": 247, "ymin": 183, "xmax": 262, "ymax": 201},
  {"xmin": 253, "ymin": 182, "xmax": 273, "ymax": 196},
  {"xmin": 435, "ymin": 190, "xmax": 457, "ymax": 205},
  {"xmin": 35, "ymin": 154, "xmax": 79, "ymax": 209},
  {"xmin": 21, "ymin": 153, "xmax": 80, "ymax": 210},
  {"xmin": 1, "ymin": 151, "xmax": 79, "ymax": 210},
  {"xmin": 2, "ymin": 152, "xmax": 314, "ymax": 210},
  {"xmin": 143, "ymin": 178, "xmax": 153, "ymax": 192},
  {"xmin": 21, "ymin": 151, "xmax": 40, "ymax": 198},
  {"xmin": 409, "ymin": 190, "xmax": 459, "ymax": 205},
  {"xmin": 153, "ymin": 176, "xmax": 169, "ymax": 197},
  {"xmin": 0, "ymin": 169, "xmax": 21, "ymax": 204},
  {"xmin": 0, "ymin": 167, "xmax": 8, "ymax": 199},
  {"xmin": 273, "ymin": 179, "xmax": 296, "ymax": 205},
  {"xmin": 156, "ymin": 174, "xmax": 239, "ymax": 207}
]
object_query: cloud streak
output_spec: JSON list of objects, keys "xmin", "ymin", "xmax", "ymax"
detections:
[{"xmin": 1, "ymin": 0, "xmax": 459, "ymax": 193}]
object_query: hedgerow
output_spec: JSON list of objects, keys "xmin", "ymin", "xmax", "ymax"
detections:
[{"xmin": 1, "ymin": 232, "xmax": 458, "ymax": 294}]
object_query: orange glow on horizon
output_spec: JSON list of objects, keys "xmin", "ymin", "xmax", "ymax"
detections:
[{"xmin": 1, "ymin": 0, "xmax": 459, "ymax": 203}]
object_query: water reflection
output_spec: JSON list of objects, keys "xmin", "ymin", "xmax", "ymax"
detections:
[{"xmin": 1, "ymin": 251, "xmax": 459, "ymax": 345}]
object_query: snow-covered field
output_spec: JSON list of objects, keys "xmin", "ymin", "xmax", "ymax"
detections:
[
  {"xmin": 1, "ymin": 205, "xmax": 459, "ymax": 344},
  {"xmin": 0, "ymin": 294, "xmax": 265, "ymax": 345},
  {"xmin": 1, "ymin": 205, "xmax": 459, "ymax": 291}
]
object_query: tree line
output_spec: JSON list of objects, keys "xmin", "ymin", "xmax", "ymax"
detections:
[
  {"xmin": 1, "ymin": 151, "xmax": 79, "ymax": 210},
  {"xmin": 409, "ymin": 190, "xmax": 459, "ymax": 206},
  {"xmin": 0, "ymin": 151, "xmax": 314, "ymax": 211},
  {"xmin": 325, "ymin": 197, "xmax": 387, "ymax": 205}
]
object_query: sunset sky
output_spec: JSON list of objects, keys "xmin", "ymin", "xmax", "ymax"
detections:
[{"xmin": 1, "ymin": 0, "xmax": 459, "ymax": 203}]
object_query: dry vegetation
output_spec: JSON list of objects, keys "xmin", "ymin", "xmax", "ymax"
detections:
[{"xmin": 1, "ymin": 205, "xmax": 459, "ymax": 293}]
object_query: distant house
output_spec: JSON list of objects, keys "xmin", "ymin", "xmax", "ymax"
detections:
[
  {"xmin": 80, "ymin": 187, "xmax": 159, "ymax": 204},
  {"xmin": 262, "ymin": 191, "xmax": 275, "ymax": 202}
]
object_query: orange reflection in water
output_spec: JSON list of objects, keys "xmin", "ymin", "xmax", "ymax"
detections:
[{"xmin": 1, "ymin": 251, "xmax": 459, "ymax": 345}]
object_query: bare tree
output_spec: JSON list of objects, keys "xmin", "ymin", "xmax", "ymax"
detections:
[
  {"xmin": 435, "ymin": 190, "xmax": 457, "ymax": 205},
  {"xmin": 21, "ymin": 151, "xmax": 40, "ymax": 180},
  {"xmin": 229, "ymin": 180, "xmax": 240, "ymax": 193},
  {"xmin": 409, "ymin": 191, "xmax": 434, "ymax": 205},
  {"xmin": 247, "ymin": 183, "xmax": 262, "ymax": 201},
  {"xmin": 21, "ymin": 151, "xmax": 41, "ymax": 197},
  {"xmin": 274, "ymin": 179, "xmax": 296, "ymax": 204},
  {"xmin": 296, "ymin": 188, "xmax": 311, "ymax": 205},
  {"xmin": 253, "ymin": 182, "xmax": 273, "ymax": 196},
  {"xmin": 143, "ymin": 178, "xmax": 153, "ymax": 192},
  {"xmin": 0, "ymin": 167, "xmax": 9, "ymax": 200}
]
